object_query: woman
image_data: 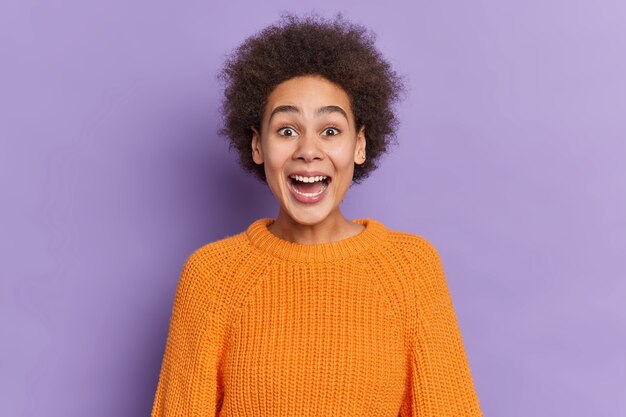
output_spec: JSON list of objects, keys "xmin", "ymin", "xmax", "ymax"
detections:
[{"xmin": 151, "ymin": 13, "xmax": 483, "ymax": 417}]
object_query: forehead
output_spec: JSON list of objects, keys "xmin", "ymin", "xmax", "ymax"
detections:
[{"xmin": 264, "ymin": 75, "xmax": 354, "ymax": 120}]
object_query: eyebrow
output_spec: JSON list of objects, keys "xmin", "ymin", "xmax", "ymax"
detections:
[{"xmin": 268, "ymin": 105, "xmax": 349, "ymax": 124}]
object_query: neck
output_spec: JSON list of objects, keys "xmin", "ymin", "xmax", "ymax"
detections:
[{"xmin": 268, "ymin": 208, "xmax": 365, "ymax": 245}]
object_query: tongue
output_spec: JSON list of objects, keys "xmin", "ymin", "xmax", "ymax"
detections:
[{"xmin": 294, "ymin": 180, "xmax": 323, "ymax": 193}]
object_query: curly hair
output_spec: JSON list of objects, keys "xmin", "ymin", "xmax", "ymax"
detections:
[{"xmin": 217, "ymin": 12, "xmax": 406, "ymax": 184}]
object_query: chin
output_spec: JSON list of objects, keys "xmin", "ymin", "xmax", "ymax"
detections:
[
  {"xmin": 282, "ymin": 197, "xmax": 338, "ymax": 227},
  {"xmin": 287, "ymin": 210, "xmax": 331, "ymax": 226}
]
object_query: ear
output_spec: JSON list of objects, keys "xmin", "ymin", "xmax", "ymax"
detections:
[
  {"xmin": 353, "ymin": 125, "xmax": 367, "ymax": 165},
  {"xmin": 251, "ymin": 126, "xmax": 264, "ymax": 165}
]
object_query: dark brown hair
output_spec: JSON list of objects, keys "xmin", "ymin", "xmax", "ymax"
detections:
[{"xmin": 217, "ymin": 12, "xmax": 406, "ymax": 184}]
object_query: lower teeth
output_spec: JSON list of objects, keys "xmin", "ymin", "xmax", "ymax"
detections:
[{"xmin": 292, "ymin": 182, "xmax": 328, "ymax": 197}]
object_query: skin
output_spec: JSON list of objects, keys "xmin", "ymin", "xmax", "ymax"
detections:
[{"xmin": 250, "ymin": 74, "xmax": 367, "ymax": 244}]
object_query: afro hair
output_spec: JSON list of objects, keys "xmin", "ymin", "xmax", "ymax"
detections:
[{"xmin": 217, "ymin": 11, "xmax": 406, "ymax": 184}]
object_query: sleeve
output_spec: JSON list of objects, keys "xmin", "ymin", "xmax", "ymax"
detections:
[
  {"xmin": 400, "ymin": 239, "xmax": 483, "ymax": 417},
  {"xmin": 151, "ymin": 253, "xmax": 226, "ymax": 417}
]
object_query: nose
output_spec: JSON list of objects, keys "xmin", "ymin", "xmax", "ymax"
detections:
[{"xmin": 293, "ymin": 129, "xmax": 324, "ymax": 162}]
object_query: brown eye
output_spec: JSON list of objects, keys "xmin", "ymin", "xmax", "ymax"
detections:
[
  {"xmin": 277, "ymin": 127, "xmax": 297, "ymax": 137},
  {"xmin": 322, "ymin": 127, "xmax": 340, "ymax": 136}
]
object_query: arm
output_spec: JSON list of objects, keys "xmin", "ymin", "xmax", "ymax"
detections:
[
  {"xmin": 151, "ymin": 253, "xmax": 226, "ymax": 416},
  {"xmin": 400, "ymin": 239, "xmax": 482, "ymax": 417}
]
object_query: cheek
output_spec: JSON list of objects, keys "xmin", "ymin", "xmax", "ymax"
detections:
[
  {"xmin": 262, "ymin": 146, "xmax": 292, "ymax": 186},
  {"xmin": 261, "ymin": 143, "xmax": 288, "ymax": 168},
  {"xmin": 263, "ymin": 154, "xmax": 286, "ymax": 174},
  {"xmin": 327, "ymin": 147, "xmax": 358, "ymax": 171}
]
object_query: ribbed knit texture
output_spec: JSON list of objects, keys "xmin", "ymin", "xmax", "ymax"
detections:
[{"xmin": 151, "ymin": 217, "xmax": 483, "ymax": 417}]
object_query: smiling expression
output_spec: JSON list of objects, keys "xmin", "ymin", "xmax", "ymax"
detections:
[{"xmin": 251, "ymin": 74, "xmax": 366, "ymax": 227}]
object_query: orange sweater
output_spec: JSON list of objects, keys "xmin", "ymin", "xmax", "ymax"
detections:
[{"xmin": 151, "ymin": 217, "xmax": 482, "ymax": 416}]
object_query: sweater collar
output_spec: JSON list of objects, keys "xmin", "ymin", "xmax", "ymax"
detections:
[{"xmin": 245, "ymin": 217, "xmax": 389, "ymax": 262}]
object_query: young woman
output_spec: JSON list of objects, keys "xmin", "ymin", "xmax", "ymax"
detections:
[{"xmin": 151, "ymin": 13, "xmax": 483, "ymax": 417}]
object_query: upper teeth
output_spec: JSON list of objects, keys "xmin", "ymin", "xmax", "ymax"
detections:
[{"xmin": 290, "ymin": 175, "xmax": 327, "ymax": 183}]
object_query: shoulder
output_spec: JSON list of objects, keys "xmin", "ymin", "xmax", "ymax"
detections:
[
  {"xmin": 373, "ymin": 224, "xmax": 453, "ymax": 336},
  {"xmin": 379, "ymin": 225, "xmax": 451, "ymax": 302},
  {"xmin": 381, "ymin": 226, "xmax": 456, "ymax": 329},
  {"xmin": 171, "ymin": 229, "xmax": 259, "ymax": 323},
  {"xmin": 174, "ymin": 229, "xmax": 252, "ymax": 295},
  {"xmin": 187, "ymin": 230, "xmax": 249, "ymax": 267},
  {"xmin": 382, "ymin": 225, "xmax": 443, "ymax": 268},
  {"xmin": 179, "ymin": 229, "xmax": 254, "ymax": 285}
]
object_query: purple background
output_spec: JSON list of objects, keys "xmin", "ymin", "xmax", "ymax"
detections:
[{"xmin": 2, "ymin": 0, "xmax": 625, "ymax": 416}]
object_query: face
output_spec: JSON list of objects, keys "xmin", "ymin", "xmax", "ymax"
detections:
[{"xmin": 251, "ymin": 75, "xmax": 366, "ymax": 227}]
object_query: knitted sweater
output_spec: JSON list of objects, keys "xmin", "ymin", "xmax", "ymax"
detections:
[{"xmin": 151, "ymin": 217, "xmax": 482, "ymax": 417}]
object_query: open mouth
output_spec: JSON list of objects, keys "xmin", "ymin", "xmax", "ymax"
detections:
[{"xmin": 287, "ymin": 174, "xmax": 332, "ymax": 197}]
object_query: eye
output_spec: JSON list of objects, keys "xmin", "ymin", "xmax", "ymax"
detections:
[
  {"xmin": 277, "ymin": 127, "xmax": 297, "ymax": 137},
  {"xmin": 322, "ymin": 127, "xmax": 340, "ymax": 136}
]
